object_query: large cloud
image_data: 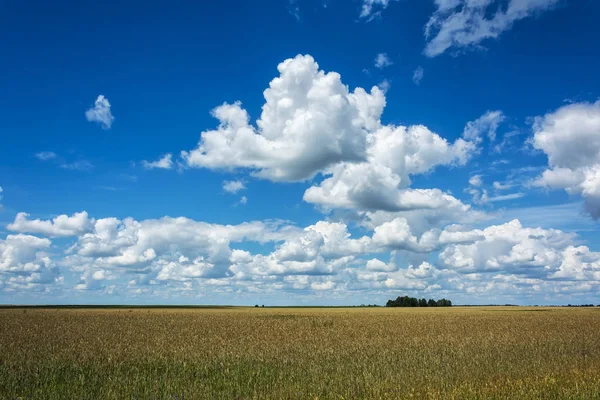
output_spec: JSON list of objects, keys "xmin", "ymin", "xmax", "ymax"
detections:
[
  {"xmin": 182, "ymin": 55, "xmax": 385, "ymax": 182},
  {"xmin": 439, "ymin": 219, "xmax": 586, "ymax": 279},
  {"xmin": 178, "ymin": 54, "xmax": 483, "ymax": 225},
  {"xmin": 8, "ymin": 212, "xmax": 94, "ymax": 237},
  {"xmin": 531, "ymin": 101, "xmax": 600, "ymax": 219},
  {"xmin": 303, "ymin": 124, "xmax": 475, "ymax": 212},
  {"xmin": 424, "ymin": 0, "xmax": 560, "ymax": 57},
  {"xmin": 2, "ymin": 209, "xmax": 599, "ymax": 302},
  {"xmin": 0, "ymin": 234, "xmax": 60, "ymax": 291}
]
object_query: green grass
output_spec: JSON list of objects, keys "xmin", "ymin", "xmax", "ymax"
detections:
[{"xmin": 1, "ymin": 307, "xmax": 599, "ymax": 399}]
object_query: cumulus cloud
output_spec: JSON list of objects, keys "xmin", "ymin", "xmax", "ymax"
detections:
[
  {"xmin": 374, "ymin": 53, "xmax": 393, "ymax": 69},
  {"xmin": 0, "ymin": 234, "xmax": 59, "ymax": 291},
  {"xmin": 142, "ymin": 154, "xmax": 173, "ymax": 170},
  {"xmin": 74, "ymin": 269, "xmax": 115, "ymax": 291},
  {"xmin": 2, "ymin": 209, "xmax": 599, "ymax": 301},
  {"xmin": 303, "ymin": 124, "xmax": 476, "ymax": 212},
  {"xmin": 413, "ymin": 66, "xmax": 424, "ymax": 85},
  {"xmin": 85, "ymin": 95, "xmax": 114, "ymax": 129},
  {"xmin": 223, "ymin": 180, "xmax": 246, "ymax": 194},
  {"xmin": 531, "ymin": 101, "xmax": 600, "ymax": 219},
  {"xmin": 181, "ymin": 55, "xmax": 385, "ymax": 182},
  {"xmin": 8, "ymin": 212, "xmax": 94, "ymax": 237},
  {"xmin": 424, "ymin": 0, "xmax": 560, "ymax": 57},
  {"xmin": 178, "ymin": 54, "xmax": 482, "ymax": 223},
  {"xmin": 439, "ymin": 219, "xmax": 579, "ymax": 277}
]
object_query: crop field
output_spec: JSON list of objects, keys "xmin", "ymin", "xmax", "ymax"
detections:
[{"xmin": 1, "ymin": 307, "xmax": 600, "ymax": 399}]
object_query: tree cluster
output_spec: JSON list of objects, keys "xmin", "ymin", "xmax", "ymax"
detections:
[{"xmin": 386, "ymin": 296, "xmax": 452, "ymax": 307}]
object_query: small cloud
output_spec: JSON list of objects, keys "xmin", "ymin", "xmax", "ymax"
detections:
[
  {"xmin": 469, "ymin": 174, "xmax": 483, "ymax": 187},
  {"xmin": 493, "ymin": 181, "xmax": 513, "ymax": 190},
  {"xmin": 378, "ymin": 79, "xmax": 391, "ymax": 94},
  {"xmin": 360, "ymin": 0, "xmax": 395, "ymax": 19},
  {"xmin": 60, "ymin": 160, "xmax": 94, "ymax": 172},
  {"xmin": 288, "ymin": 0, "xmax": 300, "ymax": 21},
  {"xmin": 239, "ymin": 196, "xmax": 248, "ymax": 205},
  {"xmin": 374, "ymin": 53, "xmax": 393, "ymax": 69},
  {"xmin": 118, "ymin": 174, "xmax": 138, "ymax": 183},
  {"xmin": 85, "ymin": 95, "xmax": 114, "ymax": 130},
  {"xmin": 488, "ymin": 193, "xmax": 525, "ymax": 203},
  {"xmin": 97, "ymin": 186, "xmax": 120, "ymax": 192},
  {"xmin": 463, "ymin": 110, "xmax": 505, "ymax": 142},
  {"xmin": 223, "ymin": 180, "xmax": 246, "ymax": 194},
  {"xmin": 35, "ymin": 151, "xmax": 57, "ymax": 161},
  {"xmin": 412, "ymin": 66, "xmax": 424, "ymax": 85},
  {"xmin": 142, "ymin": 154, "xmax": 173, "ymax": 170}
]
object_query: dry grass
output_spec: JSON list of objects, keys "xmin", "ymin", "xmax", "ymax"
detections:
[{"xmin": 1, "ymin": 307, "xmax": 600, "ymax": 399}]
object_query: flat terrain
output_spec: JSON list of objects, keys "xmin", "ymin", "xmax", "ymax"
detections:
[{"xmin": 1, "ymin": 307, "xmax": 599, "ymax": 399}]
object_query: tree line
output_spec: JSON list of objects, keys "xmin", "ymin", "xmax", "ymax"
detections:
[{"xmin": 386, "ymin": 295, "xmax": 452, "ymax": 307}]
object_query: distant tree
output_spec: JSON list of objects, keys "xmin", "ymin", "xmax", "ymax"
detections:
[
  {"xmin": 386, "ymin": 295, "xmax": 453, "ymax": 307},
  {"xmin": 255, "ymin": 304, "xmax": 259, "ymax": 308}
]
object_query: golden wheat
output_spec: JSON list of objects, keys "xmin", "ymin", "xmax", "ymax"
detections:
[{"xmin": 1, "ymin": 307, "xmax": 599, "ymax": 399}]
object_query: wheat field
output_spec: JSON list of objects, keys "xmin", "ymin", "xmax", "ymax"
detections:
[{"xmin": 1, "ymin": 307, "xmax": 599, "ymax": 399}]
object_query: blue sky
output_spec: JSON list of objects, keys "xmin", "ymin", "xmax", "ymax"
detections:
[{"xmin": 1, "ymin": 0, "xmax": 599, "ymax": 305}]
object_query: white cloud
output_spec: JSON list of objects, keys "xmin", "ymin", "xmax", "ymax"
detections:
[
  {"xmin": 439, "ymin": 219, "xmax": 577, "ymax": 276},
  {"xmin": 35, "ymin": 152, "xmax": 57, "ymax": 161},
  {"xmin": 531, "ymin": 101, "xmax": 600, "ymax": 219},
  {"xmin": 311, "ymin": 281, "xmax": 335, "ymax": 291},
  {"xmin": 142, "ymin": 154, "xmax": 173, "ymax": 170},
  {"xmin": 59, "ymin": 160, "xmax": 94, "ymax": 171},
  {"xmin": 178, "ymin": 55, "xmax": 481, "ymax": 221},
  {"xmin": 74, "ymin": 269, "xmax": 115, "ymax": 291},
  {"xmin": 469, "ymin": 174, "xmax": 483, "ymax": 187},
  {"xmin": 0, "ymin": 234, "xmax": 59, "ymax": 291},
  {"xmin": 424, "ymin": 0, "xmax": 560, "ymax": 57},
  {"xmin": 378, "ymin": 79, "xmax": 391, "ymax": 94},
  {"xmin": 487, "ymin": 192, "xmax": 525, "ymax": 202},
  {"xmin": 3, "ymin": 209, "xmax": 599, "ymax": 302},
  {"xmin": 223, "ymin": 180, "xmax": 246, "ymax": 194},
  {"xmin": 181, "ymin": 55, "xmax": 386, "ymax": 182},
  {"xmin": 466, "ymin": 172, "xmax": 523, "ymax": 205},
  {"xmin": 85, "ymin": 95, "xmax": 114, "ymax": 129},
  {"xmin": 303, "ymin": 123, "xmax": 476, "ymax": 212},
  {"xmin": 463, "ymin": 110, "xmax": 505, "ymax": 142},
  {"xmin": 360, "ymin": 0, "xmax": 395, "ymax": 19},
  {"xmin": 66, "ymin": 215, "xmax": 299, "ymax": 278},
  {"xmin": 288, "ymin": 0, "xmax": 300, "ymax": 21},
  {"xmin": 412, "ymin": 66, "xmax": 424, "ymax": 85},
  {"xmin": 366, "ymin": 257, "xmax": 398, "ymax": 272},
  {"xmin": 374, "ymin": 53, "xmax": 393, "ymax": 69},
  {"xmin": 238, "ymin": 196, "xmax": 248, "ymax": 205},
  {"xmin": 8, "ymin": 212, "xmax": 94, "ymax": 237},
  {"xmin": 493, "ymin": 181, "xmax": 513, "ymax": 190}
]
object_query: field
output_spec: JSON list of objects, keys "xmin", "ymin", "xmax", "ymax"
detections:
[{"xmin": 1, "ymin": 307, "xmax": 600, "ymax": 399}]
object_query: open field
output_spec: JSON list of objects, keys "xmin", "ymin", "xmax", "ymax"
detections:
[{"xmin": 1, "ymin": 307, "xmax": 600, "ymax": 399}]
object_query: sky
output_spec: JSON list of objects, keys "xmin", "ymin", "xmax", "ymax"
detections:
[{"xmin": 1, "ymin": 0, "xmax": 600, "ymax": 306}]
